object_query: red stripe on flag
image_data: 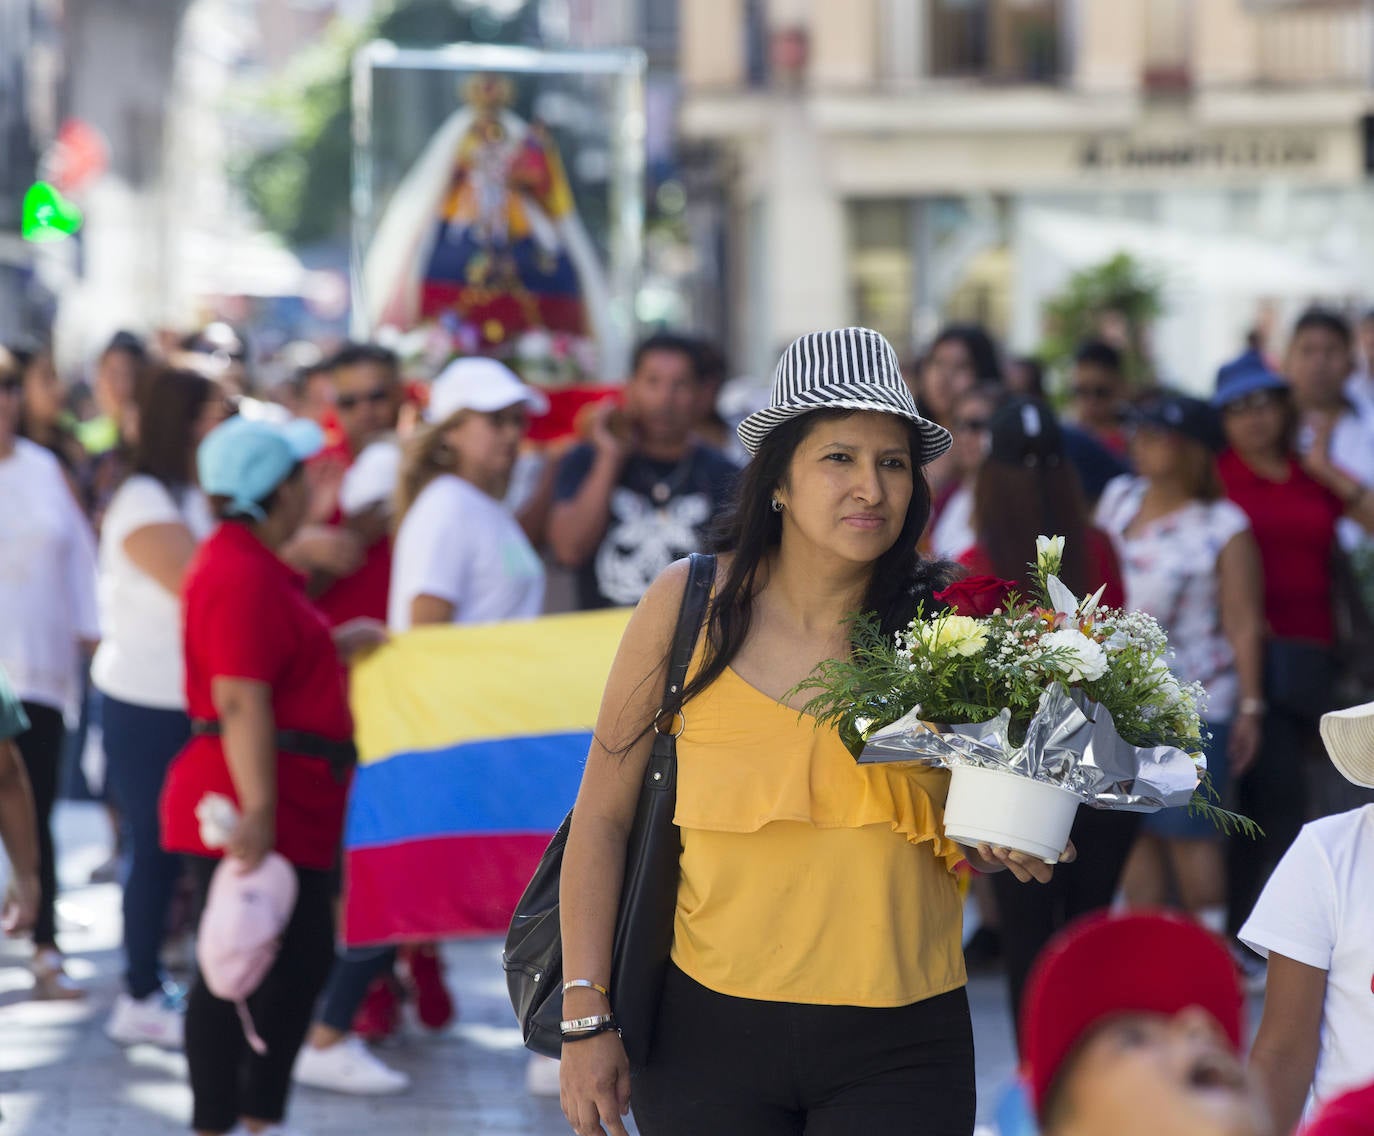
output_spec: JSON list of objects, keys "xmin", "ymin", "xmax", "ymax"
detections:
[{"xmin": 342, "ymin": 833, "xmax": 553, "ymax": 946}]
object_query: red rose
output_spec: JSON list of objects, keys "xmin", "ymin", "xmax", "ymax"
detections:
[{"xmin": 935, "ymin": 575, "xmax": 1017, "ymax": 618}]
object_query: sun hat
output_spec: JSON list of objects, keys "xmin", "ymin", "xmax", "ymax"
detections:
[
  {"xmin": 736, "ymin": 327, "xmax": 952, "ymax": 463},
  {"xmin": 988, "ymin": 398, "xmax": 1065, "ymax": 470},
  {"xmin": 1318, "ymin": 700, "xmax": 1374, "ymax": 788},
  {"xmin": 425, "ymin": 357, "xmax": 550, "ymax": 424},
  {"xmin": 195, "ymin": 851, "xmax": 298, "ymax": 1055},
  {"xmin": 1212, "ymin": 349, "xmax": 1289, "ymax": 410},
  {"xmin": 198, "ymin": 414, "xmax": 325, "ymax": 520},
  {"xmin": 1020, "ymin": 910, "xmax": 1244, "ymax": 1118},
  {"xmin": 1131, "ymin": 391, "xmax": 1225, "ymax": 453}
]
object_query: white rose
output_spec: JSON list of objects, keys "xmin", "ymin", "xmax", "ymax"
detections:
[{"xmin": 1040, "ymin": 628, "xmax": 1109, "ymax": 683}]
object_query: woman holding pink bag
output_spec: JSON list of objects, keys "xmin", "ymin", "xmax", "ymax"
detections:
[{"xmin": 161, "ymin": 414, "xmax": 384, "ymax": 1136}]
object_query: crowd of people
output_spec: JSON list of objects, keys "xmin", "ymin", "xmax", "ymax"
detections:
[{"xmin": 0, "ymin": 305, "xmax": 1370, "ymax": 1135}]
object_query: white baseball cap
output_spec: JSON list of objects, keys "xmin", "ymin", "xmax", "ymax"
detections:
[
  {"xmin": 425, "ymin": 357, "xmax": 549, "ymax": 424},
  {"xmin": 1319, "ymin": 700, "xmax": 1374, "ymax": 788}
]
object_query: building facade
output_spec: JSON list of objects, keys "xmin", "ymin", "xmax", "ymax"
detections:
[{"xmin": 679, "ymin": 0, "xmax": 1374, "ymax": 388}]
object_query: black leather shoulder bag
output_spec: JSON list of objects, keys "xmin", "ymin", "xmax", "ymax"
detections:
[{"xmin": 503, "ymin": 551, "xmax": 715, "ymax": 1068}]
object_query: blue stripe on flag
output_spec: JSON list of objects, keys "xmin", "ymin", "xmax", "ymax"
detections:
[{"xmin": 345, "ymin": 732, "xmax": 590, "ymax": 848}]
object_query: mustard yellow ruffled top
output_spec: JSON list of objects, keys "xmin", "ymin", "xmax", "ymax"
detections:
[{"xmin": 670, "ymin": 646, "xmax": 967, "ymax": 1008}]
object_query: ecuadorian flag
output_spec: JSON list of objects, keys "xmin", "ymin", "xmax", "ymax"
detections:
[{"xmin": 343, "ymin": 609, "xmax": 631, "ymax": 946}]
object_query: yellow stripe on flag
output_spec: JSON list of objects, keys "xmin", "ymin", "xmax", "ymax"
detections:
[{"xmin": 348, "ymin": 608, "xmax": 633, "ymax": 765}]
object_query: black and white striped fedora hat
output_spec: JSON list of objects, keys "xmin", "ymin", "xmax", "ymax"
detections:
[{"xmin": 736, "ymin": 327, "xmax": 952, "ymax": 465}]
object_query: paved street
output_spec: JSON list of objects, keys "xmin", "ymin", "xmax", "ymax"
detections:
[{"xmin": 0, "ymin": 804, "xmax": 1021, "ymax": 1135}]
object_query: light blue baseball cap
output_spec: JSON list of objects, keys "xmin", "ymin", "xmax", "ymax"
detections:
[{"xmin": 198, "ymin": 414, "xmax": 325, "ymax": 520}]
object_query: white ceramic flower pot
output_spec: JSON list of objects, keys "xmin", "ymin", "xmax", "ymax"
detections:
[{"xmin": 942, "ymin": 764, "xmax": 1082, "ymax": 864}]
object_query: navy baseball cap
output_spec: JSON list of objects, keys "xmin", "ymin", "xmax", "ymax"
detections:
[
  {"xmin": 198, "ymin": 415, "xmax": 324, "ymax": 520},
  {"xmin": 1132, "ymin": 392, "xmax": 1225, "ymax": 453},
  {"xmin": 1212, "ymin": 349, "xmax": 1288, "ymax": 410}
]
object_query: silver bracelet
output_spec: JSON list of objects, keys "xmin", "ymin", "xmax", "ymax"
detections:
[{"xmin": 560, "ymin": 1013, "xmax": 615, "ymax": 1036}]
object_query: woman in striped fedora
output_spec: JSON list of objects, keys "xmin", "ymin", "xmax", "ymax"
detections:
[{"xmin": 557, "ymin": 327, "xmax": 1070, "ymax": 1136}]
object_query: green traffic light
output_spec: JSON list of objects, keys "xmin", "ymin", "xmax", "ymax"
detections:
[{"xmin": 21, "ymin": 181, "xmax": 83, "ymax": 242}]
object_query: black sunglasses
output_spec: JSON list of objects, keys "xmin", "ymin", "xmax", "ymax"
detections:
[
  {"xmin": 336, "ymin": 387, "xmax": 391, "ymax": 411},
  {"xmin": 0, "ymin": 377, "xmax": 21, "ymax": 395}
]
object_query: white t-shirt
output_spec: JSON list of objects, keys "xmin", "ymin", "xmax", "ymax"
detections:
[
  {"xmin": 1239, "ymin": 806, "xmax": 1374, "ymax": 1111},
  {"xmin": 0, "ymin": 440, "xmax": 99, "ymax": 712},
  {"xmin": 931, "ymin": 484, "xmax": 975, "ymax": 561},
  {"xmin": 1320, "ymin": 409, "xmax": 1374, "ymax": 552},
  {"xmin": 388, "ymin": 474, "xmax": 546, "ymax": 631},
  {"xmin": 91, "ymin": 475, "xmax": 214, "ymax": 710},
  {"xmin": 1096, "ymin": 476, "xmax": 1251, "ymax": 721}
]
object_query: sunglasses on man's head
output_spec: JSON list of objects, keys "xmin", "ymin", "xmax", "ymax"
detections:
[
  {"xmin": 1072, "ymin": 385, "xmax": 1115, "ymax": 401},
  {"xmin": 335, "ymin": 387, "xmax": 390, "ymax": 411},
  {"xmin": 956, "ymin": 417, "xmax": 990, "ymax": 433}
]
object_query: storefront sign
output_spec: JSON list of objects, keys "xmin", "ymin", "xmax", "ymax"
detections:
[{"xmin": 1080, "ymin": 132, "xmax": 1321, "ymax": 173}]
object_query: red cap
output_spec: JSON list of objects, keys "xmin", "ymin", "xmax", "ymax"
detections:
[{"xmin": 1019, "ymin": 910, "xmax": 1245, "ymax": 1117}]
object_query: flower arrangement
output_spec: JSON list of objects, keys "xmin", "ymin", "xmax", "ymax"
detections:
[{"xmin": 800, "ymin": 536, "xmax": 1258, "ymax": 845}]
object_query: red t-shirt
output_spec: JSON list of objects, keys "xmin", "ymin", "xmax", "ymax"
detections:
[
  {"xmin": 959, "ymin": 528, "xmax": 1127, "ymax": 611},
  {"xmin": 1301, "ymin": 1080, "xmax": 1374, "ymax": 1136},
  {"xmin": 1218, "ymin": 449, "xmax": 1343, "ymax": 645},
  {"xmin": 308, "ymin": 444, "xmax": 393, "ymax": 628},
  {"xmin": 160, "ymin": 523, "xmax": 354, "ymax": 869}
]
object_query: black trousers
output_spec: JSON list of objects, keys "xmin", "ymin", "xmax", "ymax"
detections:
[
  {"xmin": 1225, "ymin": 704, "xmax": 1311, "ymax": 939},
  {"xmin": 992, "ymin": 805, "xmax": 1142, "ymax": 1025},
  {"xmin": 631, "ymin": 964, "xmax": 976, "ymax": 1136},
  {"xmin": 185, "ymin": 856, "xmax": 335, "ymax": 1134},
  {"xmin": 15, "ymin": 702, "xmax": 65, "ymax": 948}
]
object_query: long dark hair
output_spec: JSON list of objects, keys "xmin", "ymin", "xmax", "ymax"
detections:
[
  {"xmin": 132, "ymin": 367, "xmax": 216, "ymax": 490},
  {"xmin": 972, "ymin": 461, "xmax": 1092, "ymax": 596},
  {"xmin": 670, "ymin": 409, "xmax": 953, "ymax": 721}
]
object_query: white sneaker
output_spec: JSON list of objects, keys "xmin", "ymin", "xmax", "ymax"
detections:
[
  {"xmin": 525, "ymin": 1053, "xmax": 562, "ymax": 1097},
  {"xmin": 106, "ymin": 991, "xmax": 185, "ymax": 1048},
  {"xmin": 292, "ymin": 1035, "xmax": 410, "ymax": 1095}
]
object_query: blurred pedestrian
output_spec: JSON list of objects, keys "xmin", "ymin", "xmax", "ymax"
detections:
[
  {"xmin": 1213, "ymin": 349, "xmax": 1374, "ymax": 950},
  {"xmin": 1067, "ymin": 339, "xmax": 1131, "ymax": 458},
  {"xmin": 13, "ymin": 342, "xmax": 87, "ymax": 488},
  {"xmin": 960, "ymin": 398, "xmax": 1131, "ymax": 1021},
  {"xmin": 1241, "ymin": 699, "xmax": 1374, "ymax": 1135},
  {"xmin": 308, "ymin": 343, "xmax": 404, "ymax": 628},
  {"xmin": 0, "ymin": 665, "xmax": 40, "ymax": 937},
  {"xmin": 912, "ymin": 324, "xmax": 1002, "ymax": 498},
  {"xmin": 1096, "ymin": 393, "xmax": 1264, "ymax": 924},
  {"xmin": 97, "ymin": 368, "xmax": 230, "ymax": 1048},
  {"xmin": 1349, "ymin": 309, "xmax": 1374, "ymax": 417},
  {"xmin": 78, "ymin": 329, "xmax": 145, "ymax": 458},
  {"xmin": 160, "ymin": 415, "xmax": 385, "ymax": 1136},
  {"xmin": 1283, "ymin": 309, "xmax": 1374, "ymax": 553},
  {"xmin": 1021, "ymin": 911, "xmax": 1271, "ymax": 1136},
  {"xmin": 688, "ymin": 337, "xmax": 739, "ymax": 460},
  {"xmin": 928, "ymin": 383, "xmax": 1001, "ymax": 559},
  {"xmin": 558, "ymin": 328, "xmax": 1067, "ymax": 1136},
  {"xmin": 549, "ymin": 333, "xmax": 736, "ymax": 609},
  {"xmin": 0, "ymin": 345, "xmax": 99, "ymax": 998}
]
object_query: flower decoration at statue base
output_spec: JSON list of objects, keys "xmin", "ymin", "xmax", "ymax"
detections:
[{"xmin": 800, "ymin": 536, "xmax": 1258, "ymax": 863}]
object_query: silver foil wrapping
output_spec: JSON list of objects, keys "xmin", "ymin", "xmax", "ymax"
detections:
[{"xmin": 856, "ymin": 683, "xmax": 1200, "ymax": 811}]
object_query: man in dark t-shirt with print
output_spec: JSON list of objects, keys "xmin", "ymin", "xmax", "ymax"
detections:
[{"xmin": 550, "ymin": 333, "xmax": 736, "ymax": 609}]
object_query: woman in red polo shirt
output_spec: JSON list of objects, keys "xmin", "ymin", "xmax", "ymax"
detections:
[
  {"xmin": 1213, "ymin": 349, "xmax": 1374, "ymax": 950},
  {"xmin": 161, "ymin": 413, "xmax": 385, "ymax": 1136}
]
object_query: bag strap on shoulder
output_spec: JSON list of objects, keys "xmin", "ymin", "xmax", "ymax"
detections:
[{"xmin": 658, "ymin": 553, "xmax": 716, "ymax": 726}]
